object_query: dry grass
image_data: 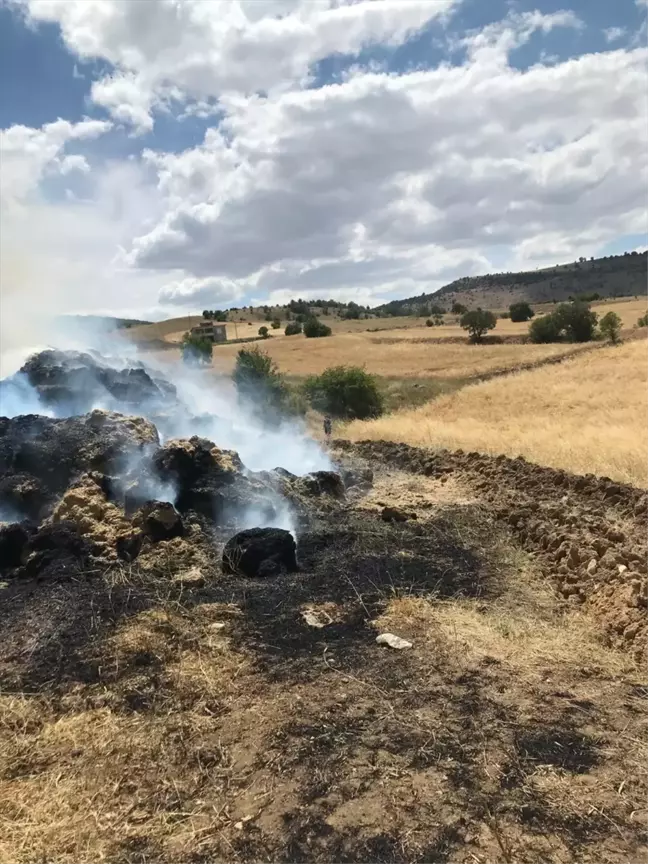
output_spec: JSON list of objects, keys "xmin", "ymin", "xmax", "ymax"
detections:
[
  {"xmin": 202, "ymin": 332, "xmax": 591, "ymax": 378},
  {"xmin": 342, "ymin": 339, "xmax": 648, "ymax": 486}
]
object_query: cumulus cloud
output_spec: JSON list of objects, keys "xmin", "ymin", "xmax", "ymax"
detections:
[
  {"xmin": 124, "ymin": 11, "xmax": 647, "ymax": 303},
  {"xmin": 19, "ymin": 0, "xmax": 458, "ymax": 132},
  {"xmin": 2, "ymin": 2, "xmax": 646, "ymax": 320},
  {"xmin": 0, "ymin": 118, "xmax": 111, "ymax": 199}
]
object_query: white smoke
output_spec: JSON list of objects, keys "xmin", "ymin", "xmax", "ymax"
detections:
[{"xmin": 0, "ymin": 318, "xmax": 332, "ymax": 533}]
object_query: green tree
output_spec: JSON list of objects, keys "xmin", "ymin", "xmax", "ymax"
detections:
[
  {"xmin": 304, "ymin": 366, "xmax": 383, "ymax": 419},
  {"xmin": 303, "ymin": 317, "xmax": 332, "ymax": 338},
  {"xmin": 271, "ymin": 318, "xmax": 281, "ymax": 329},
  {"xmin": 460, "ymin": 309, "xmax": 497, "ymax": 343},
  {"xmin": 285, "ymin": 321, "xmax": 303, "ymax": 336},
  {"xmin": 232, "ymin": 346, "xmax": 292, "ymax": 422},
  {"xmin": 181, "ymin": 333, "xmax": 213, "ymax": 365},
  {"xmin": 425, "ymin": 318, "xmax": 433, "ymax": 327},
  {"xmin": 528, "ymin": 314, "xmax": 562, "ymax": 343},
  {"xmin": 342, "ymin": 302, "xmax": 362, "ymax": 320},
  {"xmin": 553, "ymin": 301, "xmax": 598, "ymax": 342},
  {"xmin": 451, "ymin": 302, "xmax": 467, "ymax": 315},
  {"xmin": 509, "ymin": 301, "xmax": 535, "ymax": 322},
  {"xmin": 258, "ymin": 325, "xmax": 270, "ymax": 338},
  {"xmin": 599, "ymin": 311, "xmax": 622, "ymax": 343},
  {"xmin": 637, "ymin": 312, "xmax": 648, "ymax": 328}
]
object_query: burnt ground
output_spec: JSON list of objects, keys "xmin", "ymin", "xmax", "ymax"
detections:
[{"xmin": 0, "ymin": 450, "xmax": 647, "ymax": 863}]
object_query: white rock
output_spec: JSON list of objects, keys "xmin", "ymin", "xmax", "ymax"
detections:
[
  {"xmin": 301, "ymin": 607, "xmax": 332, "ymax": 628},
  {"xmin": 586, "ymin": 558, "xmax": 598, "ymax": 575},
  {"xmin": 376, "ymin": 633, "xmax": 413, "ymax": 650},
  {"xmin": 618, "ymin": 564, "xmax": 628, "ymax": 574}
]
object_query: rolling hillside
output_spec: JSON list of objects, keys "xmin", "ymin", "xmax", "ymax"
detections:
[{"xmin": 378, "ymin": 251, "xmax": 647, "ymax": 315}]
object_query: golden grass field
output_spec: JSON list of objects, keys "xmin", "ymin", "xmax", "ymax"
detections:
[
  {"xmin": 207, "ymin": 333, "xmax": 596, "ymax": 378},
  {"xmin": 342, "ymin": 339, "xmax": 648, "ymax": 487}
]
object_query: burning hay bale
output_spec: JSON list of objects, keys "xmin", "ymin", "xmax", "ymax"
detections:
[
  {"xmin": 0, "ymin": 410, "xmax": 159, "ymax": 521},
  {"xmin": 222, "ymin": 527, "xmax": 298, "ymax": 578},
  {"xmin": 0, "ymin": 349, "xmax": 345, "ymax": 584},
  {"xmin": 13, "ymin": 349, "xmax": 175, "ymax": 414}
]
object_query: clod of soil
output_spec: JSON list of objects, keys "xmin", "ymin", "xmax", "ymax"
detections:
[{"xmin": 132, "ymin": 501, "xmax": 184, "ymax": 543}]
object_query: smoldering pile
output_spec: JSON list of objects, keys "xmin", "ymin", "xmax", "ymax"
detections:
[{"xmin": 0, "ymin": 350, "xmax": 371, "ymax": 582}]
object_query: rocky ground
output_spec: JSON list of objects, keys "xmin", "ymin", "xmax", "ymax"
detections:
[{"xmin": 0, "ymin": 351, "xmax": 646, "ymax": 863}]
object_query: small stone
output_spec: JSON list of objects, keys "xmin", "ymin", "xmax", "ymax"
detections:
[
  {"xmin": 586, "ymin": 559, "xmax": 597, "ymax": 575},
  {"xmin": 301, "ymin": 607, "xmax": 332, "ymax": 628},
  {"xmin": 376, "ymin": 633, "xmax": 413, "ymax": 650},
  {"xmin": 618, "ymin": 564, "xmax": 628, "ymax": 574}
]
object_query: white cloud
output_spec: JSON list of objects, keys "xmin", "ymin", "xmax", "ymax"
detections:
[
  {"xmin": 2, "ymin": 3, "xmax": 646, "ymax": 323},
  {"xmin": 19, "ymin": 0, "xmax": 458, "ymax": 132},
  {"xmin": 58, "ymin": 153, "xmax": 90, "ymax": 175},
  {"xmin": 0, "ymin": 118, "xmax": 111, "ymax": 199},
  {"xmin": 603, "ymin": 26, "xmax": 626, "ymax": 43},
  {"xmin": 123, "ymin": 16, "xmax": 647, "ymax": 304}
]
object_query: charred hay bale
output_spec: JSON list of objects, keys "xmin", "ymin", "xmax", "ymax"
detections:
[
  {"xmin": 0, "ymin": 521, "xmax": 34, "ymax": 571},
  {"xmin": 222, "ymin": 527, "xmax": 297, "ymax": 578},
  {"xmin": 16, "ymin": 349, "xmax": 175, "ymax": 414},
  {"xmin": 132, "ymin": 501, "xmax": 184, "ymax": 542},
  {"xmin": 21, "ymin": 520, "xmax": 101, "ymax": 580},
  {"xmin": 154, "ymin": 437, "xmax": 271, "ymax": 524},
  {"xmin": 0, "ymin": 473, "xmax": 52, "ymax": 521},
  {"xmin": 296, "ymin": 471, "xmax": 345, "ymax": 499},
  {"xmin": 0, "ymin": 411, "xmax": 159, "ymax": 522}
]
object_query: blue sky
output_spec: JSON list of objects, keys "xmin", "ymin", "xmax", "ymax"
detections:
[{"xmin": 0, "ymin": 0, "xmax": 646, "ymax": 321}]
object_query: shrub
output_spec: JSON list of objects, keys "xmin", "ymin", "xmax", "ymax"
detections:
[
  {"xmin": 460, "ymin": 309, "xmax": 497, "ymax": 343},
  {"xmin": 258, "ymin": 326, "xmax": 269, "ymax": 338},
  {"xmin": 451, "ymin": 302, "xmax": 467, "ymax": 315},
  {"xmin": 509, "ymin": 301, "xmax": 535, "ymax": 322},
  {"xmin": 500, "ymin": 311, "xmax": 510, "ymax": 319},
  {"xmin": 425, "ymin": 319, "xmax": 433, "ymax": 327},
  {"xmin": 181, "ymin": 333, "xmax": 212, "ymax": 365},
  {"xmin": 529, "ymin": 314, "xmax": 562, "ymax": 343},
  {"xmin": 232, "ymin": 347, "xmax": 291, "ymax": 423},
  {"xmin": 528, "ymin": 302, "xmax": 598, "ymax": 344},
  {"xmin": 599, "ymin": 311, "xmax": 622, "ymax": 343},
  {"xmin": 553, "ymin": 301, "xmax": 598, "ymax": 342},
  {"xmin": 303, "ymin": 317, "xmax": 332, "ymax": 338},
  {"xmin": 637, "ymin": 312, "xmax": 648, "ymax": 327},
  {"xmin": 271, "ymin": 319, "xmax": 281, "ymax": 329},
  {"xmin": 304, "ymin": 366, "xmax": 383, "ymax": 419},
  {"xmin": 284, "ymin": 321, "xmax": 303, "ymax": 336}
]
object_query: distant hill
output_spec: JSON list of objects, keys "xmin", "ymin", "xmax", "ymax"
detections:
[{"xmin": 376, "ymin": 251, "xmax": 647, "ymax": 315}]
